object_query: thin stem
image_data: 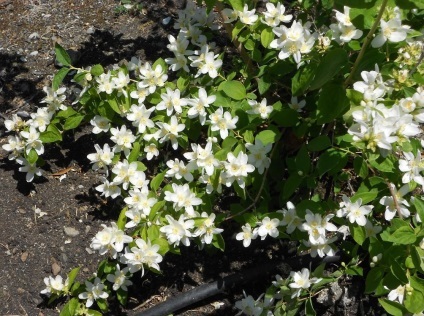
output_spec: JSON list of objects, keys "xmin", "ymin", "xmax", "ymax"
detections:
[{"xmin": 344, "ymin": 0, "xmax": 389, "ymax": 87}]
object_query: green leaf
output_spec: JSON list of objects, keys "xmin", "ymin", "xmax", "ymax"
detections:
[
  {"xmin": 26, "ymin": 149, "xmax": 38, "ymax": 165},
  {"xmin": 282, "ymin": 174, "xmax": 303, "ymax": 199},
  {"xmin": 150, "ymin": 172, "xmax": 166, "ymax": 192},
  {"xmin": 87, "ymin": 310, "xmax": 103, "ymax": 316},
  {"xmin": 90, "ymin": 64, "xmax": 104, "ymax": 76},
  {"xmin": 228, "ymin": 0, "xmax": 243, "ymax": 11},
  {"xmin": 307, "ymin": 135, "xmax": 331, "ymax": 152},
  {"xmin": 56, "ymin": 107, "xmax": 77, "ymax": 119},
  {"xmin": 295, "ymin": 145, "xmax": 311, "ymax": 174},
  {"xmin": 243, "ymin": 130, "xmax": 254, "ymax": 143},
  {"xmin": 353, "ymin": 156, "xmax": 369, "ymax": 178},
  {"xmin": 261, "ymin": 28, "xmax": 274, "ymax": 48},
  {"xmin": 271, "ymin": 108, "xmax": 299, "ymax": 127},
  {"xmin": 351, "ymin": 191, "xmax": 378, "ymax": 204},
  {"xmin": 66, "ymin": 267, "xmax": 80, "ymax": 290},
  {"xmin": 317, "ymin": 149, "xmax": 346, "ymax": 177},
  {"xmin": 39, "ymin": 125, "xmax": 62, "ymax": 143},
  {"xmin": 53, "ymin": 67, "xmax": 70, "ymax": 91},
  {"xmin": 305, "ymin": 298, "xmax": 316, "ymax": 316},
  {"xmin": 59, "ymin": 298, "xmax": 79, "ymax": 316},
  {"xmin": 411, "ymin": 247, "xmax": 424, "ymax": 273},
  {"xmin": 365, "ymin": 267, "xmax": 384, "ymax": 294},
  {"xmin": 350, "ymin": 224, "xmax": 366, "ymax": 246},
  {"xmin": 96, "ymin": 298, "xmax": 108, "ymax": 312},
  {"xmin": 128, "ymin": 142, "xmax": 140, "ymax": 163},
  {"xmin": 378, "ymin": 298, "xmax": 407, "ymax": 316},
  {"xmin": 390, "ymin": 259, "xmax": 408, "ymax": 284},
  {"xmin": 152, "ymin": 58, "xmax": 167, "ymax": 73},
  {"xmin": 148, "ymin": 225, "xmax": 160, "ymax": 240},
  {"xmin": 309, "ymin": 48, "xmax": 348, "ymax": 90},
  {"xmin": 63, "ymin": 115, "xmax": 84, "ymax": 131},
  {"xmin": 256, "ymin": 128, "xmax": 278, "ymax": 146},
  {"xmin": 388, "ymin": 226, "xmax": 417, "ymax": 245},
  {"xmin": 55, "ymin": 43, "xmax": 72, "ymax": 66},
  {"xmin": 117, "ymin": 206, "xmax": 128, "ymax": 230},
  {"xmin": 220, "ymin": 80, "xmax": 246, "ymax": 100},
  {"xmin": 405, "ymin": 288, "xmax": 424, "ymax": 314},
  {"xmin": 316, "ymin": 83, "xmax": 349, "ymax": 124},
  {"xmin": 212, "ymin": 233, "xmax": 225, "ymax": 251},
  {"xmin": 117, "ymin": 288, "xmax": 128, "ymax": 306},
  {"xmin": 258, "ymin": 75, "xmax": 272, "ymax": 95},
  {"xmin": 291, "ymin": 63, "xmax": 317, "ymax": 96},
  {"xmin": 414, "ymin": 198, "xmax": 424, "ymax": 222}
]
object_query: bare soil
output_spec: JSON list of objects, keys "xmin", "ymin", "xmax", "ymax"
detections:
[{"xmin": 0, "ymin": 1, "xmax": 381, "ymax": 315}]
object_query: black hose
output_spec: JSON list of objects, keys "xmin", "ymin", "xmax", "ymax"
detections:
[{"xmin": 133, "ymin": 254, "xmax": 341, "ymax": 316}]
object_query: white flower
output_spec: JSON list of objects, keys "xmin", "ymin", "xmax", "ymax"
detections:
[
  {"xmin": 156, "ymin": 87, "xmax": 187, "ymax": 116},
  {"xmin": 20, "ymin": 126, "xmax": 44, "ymax": 155},
  {"xmin": 372, "ymin": 13, "xmax": 410, "ymax": 48},
  {"xmin": 112, "ymin": 159, "xmax": 139, "ymax": 190},
  {"xmin": 364, "ymin": 220, "xmax": 382, "ymax": 238},
  {"xmin": 387, "ymin": 285, "xmax": 405, "ymax": 304},
  {"xmin": 262, "ymin": 2, "xmax": 292, "ymax": 27},
  {"xmin": 160, "ymin": 214, "xmax": 194, "ymax": 246},
  {"xmin": 194, "ymin": 212, "xmax": 224, "ymax": 245},
  {"xmin": 222, "ymin": 151, "xmax": 255, "ymax": 189},
  {"xmin": 110, "ymin": 125, "xmax": 136, "ymax": 154},
  {"xmin": 125, "ymin": 208, "xmax": 145, "ymax": 228},
  {"xmin": 164, "ymin": 183, "xmax": 202, "ymax": 216},
  {"xmin": 4, "ymin": 114, "xmax": 27, "ymax": 132},
  {"xmin": 96, "ymin": 177, "xmax": 121, "ymax": 199},
  {"xmin": 336, "ymin": 195, "xmax": 373, "ymax": 226},
  {"xmin": 183, "ymin": 141, "xmax": 219, "ymax": 176},
  {"xmin": 235, "ymin": 291, "xmax": 263, "ymax": 316},
  {"xmin": 306, "ymin": 236, "xmax": 338, "ymax": 258},
  {"xmin": 29, "ymin": 108, "xmax": 52, "ymax": 132},
  {"xmin": 246, "ymin": 98, "xmax": 273, "ymax": 119},
  {"xmin": 87, "ymin": 143, "xmax": 114, "ymax": 171},
  {"xmin": 130, "ymin": 82, "xmax": 151, "ymax": 104},
  {"xmin": 144, "ymin": 143, "xmax": 159, "ymax": 160},
  {"xmin": 106, "ymin": 264, "xmax": 133, "ymax": 291},
  {"xmin": 40, "ymin": 275, "xmax": 66, "ymax": 296},
  {"xmin": 156, "ymin": 115, "xmax": 186, "ymax": 150},
  {"xmin": 257, "ymin": 217, "xmax": 280, "ymax": 240},
  {"xmin": 187, "ymin": 88, "xmax": 215, "ymax": 125},
  {"xmin": 236, "ymin": 223, "xmax": 257, "ymax": 247},
  {"xmin": 165, "ymin": 158, "xmax": 195, "ymax": 182},
  {"xmin": 112, "ymin": 71, "xmax": 130, "ymax": 97},
  {"xmin": 196, "ymin": 51, "xmax": 222, "ymax": 79},
  {"xmin": 78, "ymin": 277, "xmax": 109, "ymax": 308},
  {"xmin": 246, "ymin": 139, "xmax": 272, "ymax": 174},
  {"xmin": 210, "ymin": 107, "xmax": 238, "ymax": 139},
  {"xmin": 279, "ymin": 201, "xmax": 302, "ymax": 233},
  {"xmin": 2, "ymin": 135, "xmax": 24, "ymax": 160},
  {"xmin": 399, "ymin": 151, "xmax": 424, "ymax": 186},
  {"xmin": 288, "ymin": 96, "xmax": 306, "ymax": 112},
  {"xmin": 96, "ymin": 72, "xmax": 114, "ymax": 94},
  {"xmin": 380, "ymin": 183, "xmax": 410, "ymax": 221},
  {"xmin": 16, "ymin": 157, "xmax": 42, "ymax": 182},
  {"xmin": 41, "ymin": 86, "xmax": 67, "ymax": 111},
  {"xmin": 124, "ymin": 238, "xmax": 163, "ymax": 275},
  {"xmin": 289, "ymin": 268, "xmax": 321, "ymax": 298},
  {"xmin": 301, "ymin": 210, "xmax": 337, "ymax": 244},
  {"xmin": 238, "ymin": 4, "xmax": 258, "ymax": 25},
  {"xmin": 138, "ymin": 63, "xmax": 168, "ymax": 94},
  {"xmin": 124, "ymin": 187, "xmax": 156, "ymax": 215},
  {"xmin": 353, "ymin": 66, "xmax": 386, "ymax": 101},
  {"xmin": 221, "ymin": 8, "xmax": 238, "ymax": 23},
  {"xmin": 126, "ymin": 104, "xmax": 155, "ymax": 134},
  {"xmin": 90, "ymin": 115, "xmax": 110, "ymax": 134}
]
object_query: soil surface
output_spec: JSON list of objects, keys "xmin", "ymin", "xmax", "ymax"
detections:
[{"xmin": 0, "ymin": 1, "xmax": 381, "ymax": 315}]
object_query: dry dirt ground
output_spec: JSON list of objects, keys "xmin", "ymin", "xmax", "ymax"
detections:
[{"xmin": 0, "ymin": 1, "xmax": 383, "ymax": 315}]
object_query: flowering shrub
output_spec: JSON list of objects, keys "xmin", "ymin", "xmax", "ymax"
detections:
[{"xmin": 2, "ymin": 0, "xmax": 424, "ymax": 315}]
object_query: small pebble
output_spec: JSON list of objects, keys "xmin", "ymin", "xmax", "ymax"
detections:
[
  {"xmin": 52, "ymin": 262, "xmax": 61, "ymax": 276},
  {"xmin": 63, "ymin": 226, "xmax": 80, "ymax": 237}
]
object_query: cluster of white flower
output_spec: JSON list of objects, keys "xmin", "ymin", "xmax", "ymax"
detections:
[
  {"xmin": 2, "ymin": 87, "xmax": 68, "ymax": 181},
  {"xmin": 371, "ymin": 7, "xmax": 410, "ymax": 48},
  {"xmin": 236, "ymin": 202, "xmax": 339, "ymax": 258},
  {"xmin": 348, "ymin": 67, "xmax": 422, "ymax": 156},
  {"xmin": 330, "ymin": 6, "xmax": 363, "ymax": 44}
]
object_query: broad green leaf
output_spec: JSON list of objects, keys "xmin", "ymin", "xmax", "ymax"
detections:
[
  {"xmin": 243, "ymin": 130, "xmax": 254, "ymax": 143},
  {"xmin": 152, "ymin": 58, "xmax": 168, "ymax": 73},
  {"xmin": 116, "ymin": 206, "xmax": 128, "ymax": 230},
  {"xmin": 40, "ymin": 125, "xmax": 62, "ymax": 143},
  {"xmin": 66, "ymin": 267, "xmax": 80, "ymax": 290},
  {"xmin": 365, "ymin": 267, "xmax": 384, "ymax": 293},
  {"xmin": 411, "ymin": 247, "xmax": 424, "ymax": 273},
  {"xmin": 152, "ymin": 237, "xmax": 170, "ymax": 256},
  {"xmin": 271, "ymin": 108, "xmax": 299, "ymax": 127},
  {"xmin": 150, "ymin": 172, "xmax": 166, "ymax": 192},
  {"xmin": 228, "ymin": 0, "xmax": 243, "ymax": 11},
  {"xmin": 59, "ymin": 298, "xmax": 79, "ymax": 316},
  {"xmin": 96, "ymin": 298, "xmax": 108, "ymax": 312},
  {"xmin": 405, "ymin": 289, "xmax": 424, "ymax": 314},
  {"xmin": 378, "ymin": 299, "xmax": 407, "ymax": 316},
  {"xmin": 261, "ymin": 28, "xmax": 274, "ymax": 48},
  {"xmin": 87, "ymin": 310, "xmax": 103, "ymax": 316},
  {"xmin": 317, "ymin": 149, "xmax": 346, "ymax": 177},
  {"xmin": 27, "ymin": 149, "xmax": 38, "ymax": 165},
  {"xmin": 351, "ymin": 190, "xmax": 378, "ymax": 204},
  {"xmin": 56, "ymin": 107, "xmax": 77, "ymax": 119},
  {"xmin": 53, "ymin": 67, "xmax": 70, "ymax": 91},
  {"xmin": 291, "ymin": 63, "xmax": 317, "ymax": 96},
  {"xmin": 90, "ymin": 64, "xmax": 104, "ymax": 76},
  {"xmin": 256, "ymin": 129, "xmax": 277, "ymax": 146},
  {"xmin": 413, "ymin": 198, "xmax": 424, "ymax": 222},
  {"xmin": 316, "ymin": 83, "xmax": 349, "ymax": 124},
  {"xmin": 295, "ymin": 145, "xmax": 311, "ymax": 174},
  {"xmin": 63, "ymin": 115, "xmax": 84, "ymax": 130},
  {"xmin": 258, "ymin": 75, "xmax": 272, "ymax": 95},
  {"xmin": 388, "ymin": 226, "xmax": 417, "ymax": 245},
  {"xmin": 390, "ymin": 259, "xmax": 408, "ymax": 284},
  {"xmin": 222, "ymin": 136, "xmax": 238, "ymax": 150},
  {"xmin": 350, "ymin": 224, "xmax": 366, "ymax": 246},
  {"xmin": 282, "ymin": 174, "xmax": 303, "ymax": 199},
  {"xmin": 148, "ymin": 225, "xmax": 160, "ymax": 240},
  {"xmin": 117, "ymin": 288, "xmax": 128, "ymax": 306},
  {"xmin": 55, "ymin": 43, "xmax": 72, "ymax": 66},
  {"xmin": 353, "ymin": 156, "xmax": 369, "ymax": 178},
  {"xmin": 220, "ymin": 80, "xmax": 246, "ymax": 100},
  {"xmin": 307, "ymin": 135, "xmax": 331, "ymax": 152},
  {"xmin": 309, "ymin": 48, "xmax": 348, "ymax": 90},
  {"xmin": 305, "ymin": 298, "xmax": 316, "ymax": 316},
  {"xmin": 212, "ymin": 233, "xmax": 225, "ymax": 251},
  {"xmin": 128, "ymin": 142, "xmax": 140, "ymax": 163}
]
